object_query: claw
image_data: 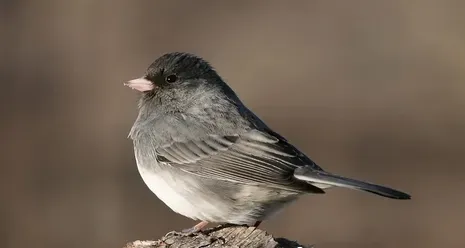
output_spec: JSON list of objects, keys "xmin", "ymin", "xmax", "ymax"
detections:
[{"xmin": 166, "ymin": 221, "xmax": 209, "ymax": 237}]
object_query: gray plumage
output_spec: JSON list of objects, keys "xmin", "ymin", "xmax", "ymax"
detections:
[{"xmin": 126, "ymin": 52, "xmax": 410, "ymax": 226}]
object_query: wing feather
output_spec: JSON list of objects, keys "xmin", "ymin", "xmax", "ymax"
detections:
[{"xmin": 155, "ymin": 130, "xmax": 324, "ymax": 192}]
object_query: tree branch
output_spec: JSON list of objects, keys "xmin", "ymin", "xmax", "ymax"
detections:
[{"xmin": 124, "ymin": 225, "xmax": 312, "ymax": 248}]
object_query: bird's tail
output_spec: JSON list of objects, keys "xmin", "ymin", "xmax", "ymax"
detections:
[{"xmin": 293, "ymin": 167, "xmax": 411, "ymax": 200}]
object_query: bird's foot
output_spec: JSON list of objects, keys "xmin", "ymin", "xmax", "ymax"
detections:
[
  {"xmin": 182, "ymin": 220, "xmax": 209, "ymax": 234},
  {"xmin": 165, "ymin": 221, "xmax": 209, "ymax": 237}
]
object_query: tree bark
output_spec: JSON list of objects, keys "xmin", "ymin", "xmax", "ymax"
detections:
[{"xmin": 123, "ymin": 225, "xmax": 312, "ymax": 248}]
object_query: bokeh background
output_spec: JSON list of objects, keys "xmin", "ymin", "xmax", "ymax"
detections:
[{"xmin": 1, "ymin": 1, "xmax": 464, "ymax": 248}]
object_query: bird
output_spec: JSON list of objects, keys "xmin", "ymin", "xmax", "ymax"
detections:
[{"xmin": 124, "ymin": 52, "xmax": 411, "ymax": 233}]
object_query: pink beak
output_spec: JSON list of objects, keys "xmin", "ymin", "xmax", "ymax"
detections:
[{"xmin": 124, "ymin": 77, "xmax": 154, "ymax": 92}]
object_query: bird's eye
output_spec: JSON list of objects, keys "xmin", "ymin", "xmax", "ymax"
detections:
[{"xmin": 165, "ymin": 74, "xmax": 178, "ymax": 83}]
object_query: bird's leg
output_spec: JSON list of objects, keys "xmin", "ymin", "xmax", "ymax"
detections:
[
  {"xmin": 165, "ymin": 221, "xmax": 209, "ymax": 237},
  {"xmin": 253, "ymin": 221, "xmax": 262, "ymax": 228},
  {"xmin": 181, "ymin": 221, "xmax": 209, "ymax": 234}
]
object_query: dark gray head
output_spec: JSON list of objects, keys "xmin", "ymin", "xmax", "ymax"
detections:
[
  {"xmin": 126, "ymin": 52, "xmax": 226, "ymax": 93},
  {"xmin": 125, "ymin": 52, "xmax": 242, "ymax": 116},
  {"xmin": 126, "ymin": 52, "xmax": 267, "ymax": 142}
]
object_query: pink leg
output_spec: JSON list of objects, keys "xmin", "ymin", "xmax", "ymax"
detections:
[{"xmin": 182, "ymin": 221, "xmax": 209, "ymax": 233}]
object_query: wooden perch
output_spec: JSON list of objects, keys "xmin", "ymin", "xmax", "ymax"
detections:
[{"xmin": 124, "ymin": 225, "xmax": 312, "ymax": 248}]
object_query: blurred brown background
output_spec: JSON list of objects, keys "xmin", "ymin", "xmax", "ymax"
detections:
[{"xmin": 1, "ymin": 1, "xmax": 464, "ymax": 248}]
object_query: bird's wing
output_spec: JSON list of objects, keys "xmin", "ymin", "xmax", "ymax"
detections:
[{"xmin": 155, "ymin": 129, "xmax": 325, "ymax": 193}]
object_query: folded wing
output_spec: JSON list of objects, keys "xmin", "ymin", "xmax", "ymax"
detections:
[{"xmin": 156, "ymin": 129, "xmax": 324, "ymax": 193}]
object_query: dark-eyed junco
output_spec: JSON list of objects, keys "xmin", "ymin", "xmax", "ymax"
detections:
[{"xmin": 124, "ymin": 52, "xmax": 410, "ymax": 233}]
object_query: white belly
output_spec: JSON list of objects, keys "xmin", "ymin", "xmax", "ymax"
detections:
[
  {"xmin": 135, "ymin": 154, "xmax": 301, "ymax": 224},
  {"xmin": 137, "ymin": 166, "xmax": 197, "ymax": 218},
  {"xmin": 136, "ymin": 159, "xmax": 235, "ymax": 222}
]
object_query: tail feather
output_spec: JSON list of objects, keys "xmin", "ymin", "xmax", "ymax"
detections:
[{"xmin": 294, "ymin": 167, "xmax": 411, "ymax": 200}]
